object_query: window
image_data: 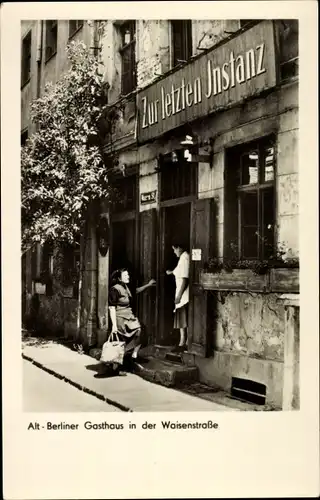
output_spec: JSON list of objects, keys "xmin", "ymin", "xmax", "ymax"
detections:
[
  {"xmin": 45, "ymin": 20, "xmax": 58, "ymax": 62},
  {"xmin": 69, "ymin": 20, "xmax": 83, "ymax": 38},
  {"xmin": 119, "ymin": 21, "xmax": 136, "ymax": 95},
  {"xmin": 112, "ymin": 174, "xmax": 137, "ymax": 212},
  {"xmin": 171, "ymin": 20, "xmax": 192, "ymax": 68},
  {"xmin": 21, "ymin": 129, "xmax": 28, "ymax": 147},
  {"xmin": 224, "ymin": 136, "xmax": 275, "ymax": 261},
  {"xmin": 277, "ymin": 20, "xmax": 299, "ymax": 81},
  {"xmin": 21, "ymin": 31, "xmax": 31, "ymax": 86},
  {"xmin": 160, "ymin": 148, "xmax": 197, "ymax": 201}
]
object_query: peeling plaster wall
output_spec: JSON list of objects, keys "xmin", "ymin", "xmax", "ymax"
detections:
[
  {"xmin": 192, "ymin": 19, "xmax": 240, "ymax": 54},
  {"xmin": 216, "ymin": 292, "xmax": 285, "ymax": 361},
  {"xmin": 136, "ymin": 20, "xmax": 170, "ymax": 87}
]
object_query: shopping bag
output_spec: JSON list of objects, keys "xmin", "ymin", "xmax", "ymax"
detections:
[{"xmin": 100, "ymin": 331, "xmax": 125, "ymax": 365}]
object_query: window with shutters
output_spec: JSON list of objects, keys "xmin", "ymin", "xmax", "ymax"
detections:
[
  {"xmin": 119, "ymin": 21, "xmax": 136, "ymax": 95},
  {"xmin": 277, "ymin": 20, "xmax": 299, "ymax": 82},
  {"xmin": 69, "ymin": 20, "xmax": 83, "ymax": 38},
  {"xmin": 45, "ymin": 20, "xmax": 58, "ymax": 62},
  {"xmin": 224, "ymin": 136, "xmax": 276, "ymax": 261},
  {"xmin": 171, "ymin": 20, "xmax": 192, "ymax": 68},
  {"xmin": 21, "ymin": 31, "xmax": 31, "ymax": 86}
]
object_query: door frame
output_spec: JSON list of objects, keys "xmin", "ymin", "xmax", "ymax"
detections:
[
  {"xmin": 158, "ymin": 195, "xmax": 196, "ymax": 345},
  {"xmin": 109, "ymin": 168, "xmax": 140, "ymax": 280}
]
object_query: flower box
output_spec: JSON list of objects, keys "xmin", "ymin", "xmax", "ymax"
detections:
[
  {"xmin": 270, "ymin": 268, "xmax": 299, "ymax": 293},
  {"xmin": 199, "ymin": 269, "xmax": 270, "ymax": 292}
]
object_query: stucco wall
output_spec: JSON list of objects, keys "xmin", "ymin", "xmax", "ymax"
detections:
[
  {"xmin": 136, "ymin": 20, "xmax": 170, "ymax": 88},
  {"xmin": 21, "ymin": 20, "xmax": 93, "ymax": 133},
  {"xmin": 40, "ymin": 21, "xmax": 92, "ymax": 91},
  {"xmin": 216, "ymin": 292, "xmax": 285, "ymax": 361},
  {"xmin": 21, "ymin": 21, "xmax": 39, "ymax": 133},
  {"xmin": 192, "ymin": 19, "xmax": 240, "ymax": 54}
]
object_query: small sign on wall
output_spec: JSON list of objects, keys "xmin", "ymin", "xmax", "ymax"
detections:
[
  {"xmin": 141, "ymin": 190, "xmax": 157, "ymax": 205},
  {"xmin": 192, "ymin": 248, "xmax": 202, "ymax": 261},
  {"xmin": 35, "ymin": 282, "xmax": 46, "ymax": 295}
]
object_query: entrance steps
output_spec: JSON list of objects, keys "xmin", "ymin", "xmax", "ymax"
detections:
[
  {"xmin": 135, "ymin": 345, "xmax": 199, "ymax": 388},
  {"xmin": 132, "ymin": 356, "xmax": 198, "ymax": 388}
]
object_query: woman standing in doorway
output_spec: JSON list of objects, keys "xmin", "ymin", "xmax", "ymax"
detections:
[{"xmin": 166, "ymin": 242, "xmax": 190, "ymax": 353}]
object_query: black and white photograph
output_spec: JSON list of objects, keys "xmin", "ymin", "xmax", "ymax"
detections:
[
  {"xmin": 19, "ymin": 16, "xmax": 302, "ymax": 412},
  {"xmin": 20, "ymin": 17, "xmax": 300, "ymax": 413},
  {"xmin": 1, "ymin": 2, "xmax": 319, "ymax": 499}
]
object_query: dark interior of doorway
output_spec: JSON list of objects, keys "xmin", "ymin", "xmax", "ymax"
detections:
[
  {"xmin": 161, "ymin": 203, "xmax": 191, "ymax": 346},
  {"xmin": 111, "ymin": 219, "xmax": 139, "ymax": 310}
]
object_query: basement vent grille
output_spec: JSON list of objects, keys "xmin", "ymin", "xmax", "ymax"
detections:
[{"xmin": 231, "ymin": 377, "xmax": 266, "ymax": 405}]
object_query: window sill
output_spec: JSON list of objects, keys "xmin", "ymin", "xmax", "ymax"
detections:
[
  {"xmin": 199, "ymin": 267, "xmax": 299, "ymax": 294},
  {"xmin": 68, "ymin": 25, "xmax": 84, "ymax": 40},
  {"xmin": 45, "ymin": 50, "xmax": 57, "ymax": 65},
  {"xmin": 21, "ymin": 78, "xmax": 31, "ymax": 90}
]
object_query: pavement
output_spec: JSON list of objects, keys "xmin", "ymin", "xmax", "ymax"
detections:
[
  {"xmin": 23, "ymin": 359, "xmax": 121, "ymax": 412},
  {"xmin": 22, "ymin": 338, "xmax": 236, "ymax": 412}
]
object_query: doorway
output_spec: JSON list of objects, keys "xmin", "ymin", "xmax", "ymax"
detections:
[{"xmin": 159, "ymin": 202, "xmax": 191, "ymax": 346}]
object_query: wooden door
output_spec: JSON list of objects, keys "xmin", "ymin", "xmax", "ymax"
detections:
[
  {"xmin": 138, "ymin": 209, "xmax": 157, "ymax": 344},
  {"xmin": 188, "ymin": 198, "xmax": 216, "ymax": 357}
]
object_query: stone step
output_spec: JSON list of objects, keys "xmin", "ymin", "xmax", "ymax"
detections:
[{"xmin": 132, "ymin": 356, "xmax": 198, "ymax": 388}]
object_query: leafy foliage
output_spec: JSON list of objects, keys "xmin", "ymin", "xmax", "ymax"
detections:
[{"xmin": 21, "ymin": 41, "xmax": 114, "ymax": 251}]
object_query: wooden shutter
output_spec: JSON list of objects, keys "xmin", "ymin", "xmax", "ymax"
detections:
[
  {"xmin": 138, "ymin": 209, "xmax": 157, "ymax": 344},
  {"xmin": 189, "ymin": 198, "xmax": 215, "ymax": 357}
]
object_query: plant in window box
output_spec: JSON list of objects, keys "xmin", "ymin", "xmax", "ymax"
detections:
[
  {"xmin": 268, "ymin": 243, "xmax": 299, "ymax": 293},
  {"xmin": 201, "ymin": 241, "xmax": 299, "ymax": 293},
  {"xmin": 200, "ymin": 258, "xmax": 270, "ymax": 292}
]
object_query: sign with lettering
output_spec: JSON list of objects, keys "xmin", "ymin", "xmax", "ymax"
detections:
[
  {"xmin": 137, "ymin": 21, "xmax": 276, "ymax": 144},
  {"xmin": 141, "ymin": 190, "xmax": 157, "ymax": 205}
]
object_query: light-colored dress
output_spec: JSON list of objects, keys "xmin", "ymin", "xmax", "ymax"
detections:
[{"xmin": 172, "ymin": 251, "xmax": 190, "ymax": 328}]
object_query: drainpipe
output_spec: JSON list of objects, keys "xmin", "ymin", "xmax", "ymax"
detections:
[{"xmin": 35, "ymin": 21, "xmax": 43, "ymax": 280}]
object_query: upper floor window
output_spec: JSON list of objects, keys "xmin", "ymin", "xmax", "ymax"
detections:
[
  {"xmin": 112, "ymin": 174, "xmax": 137, "ymax": 212},
  {"xmin": 277, "ymin": 20, "xmax": 299, "ymax": 81},
  {"xmin": 21, "ymin": 31, "xmax": 31, "ymax": 86},
  {"xmin": 119, "ymin": 21, "xmax": 136, "ymax": 96},
  {"xmin": 45, "ymin": 20, "xmax": 58, "ymax": 62},
  {"xmin": 224, "ymin": 136, "xmax": 276, "ymax": 261},
  {"xmin": 171, "ymin": 20, "xmax": 192, "ymax": 68},
  {"xmin": 160, "ymin": 147, "xmax": 197, "ymax": 202},
  {"xmin": 69, "ymin": 20, "xmax": 83, "ymax": 38}
]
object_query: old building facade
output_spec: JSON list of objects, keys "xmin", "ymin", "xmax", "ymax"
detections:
[{"xmin": 22, "ymin": 19, "xmax": 299, "ymax": 409}]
